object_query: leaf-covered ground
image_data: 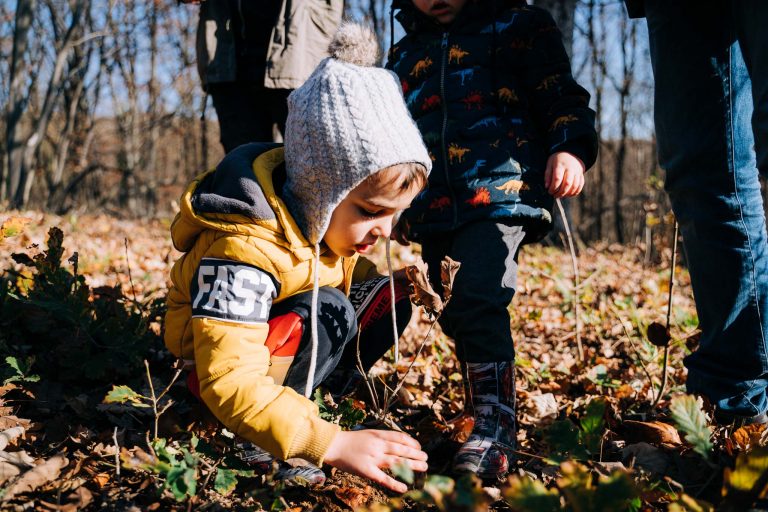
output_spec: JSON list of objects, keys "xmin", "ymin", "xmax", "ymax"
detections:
[{"xmin": 1, "ymin": 212, "xmax": 765, "ymax": 511}]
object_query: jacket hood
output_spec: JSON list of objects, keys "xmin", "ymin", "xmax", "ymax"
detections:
[{"xmin": 171, "ymin": 143, "xmax": 313, "ymax": 257}]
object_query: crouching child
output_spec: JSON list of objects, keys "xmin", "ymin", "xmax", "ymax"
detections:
[{"xmin": 164, "ymin": 23, "xmax": 432, "ymax": 493}]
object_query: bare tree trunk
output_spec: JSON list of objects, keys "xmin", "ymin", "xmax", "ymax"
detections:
[
  {"xmin": 4, "ymin": 0, "xmax": 37, "ymax": 204},
  {"xmin": 588, "ymin": 0, "xmax": 606, "ymax": 240},
  {"xmin": 612, "ymin": 15, "xmax": 637, "ymax": 243},
  {"xmin": 145, "ymin": 0, "xmax": 160, "ymax": 215}
]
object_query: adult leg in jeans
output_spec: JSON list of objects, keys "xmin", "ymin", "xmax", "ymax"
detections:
[{"xmin": 645, "ymin": 0, "xmax": 768, "ymax": 421}]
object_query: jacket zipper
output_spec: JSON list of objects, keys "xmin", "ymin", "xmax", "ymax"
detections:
[{"xmin": 439, "ymin": 31, "xmax": 458, "ymax": 228}]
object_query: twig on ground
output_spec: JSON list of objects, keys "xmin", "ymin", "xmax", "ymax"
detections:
[
  {"xmin": 113, "ymin": 427, "xmax": 121, "ymax": 480},
  {"xmin": 652, "ymin": 221, "xmax": 678, "ymax": 410},
  {"xmin": 356, "ymin": 330, "xmax": 380, "ymax": 413},
  {"xmin": 143, "ymin": 359, "xmax": 184, "ymax": 441},
  {"xmin": 556, "ymin": 198, "xmax": 584, "ymax": 362},
  {"xmin": 383, "ymin": 319, "xmax": 439, "ymax": 413},
  {"xmin": 199, "ymin": 457, "xmax": 224, "ymax": 496}
]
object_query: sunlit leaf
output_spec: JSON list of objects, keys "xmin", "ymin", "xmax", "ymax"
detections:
[
  {"xmin": 0, "ymin": 216, "xmax": 31, "ymax": 241},
  {"xmin": 503, "ymin": 474, "xmax": 561, "ymax": 511},
  {"xmin": 593, "ymin": 470, "xmax": 639, "ymax": 511},
  {"xmin": 723, "ymin": 446, "xmax": 768, "ymax": 504},
  {"xmin": 391, "ymin": 460, "xmax": 414, "ymax": 484},
  {"xmin": 214, "ymin": 468, "xmax": 239, "ymax": 496},
  {"xmin": 669, "ymin": 395, "xmax": 712, "ymax": 458},
  {"xmin": 103, "ymin": 385, "xmax": 150, "ymax": 407},
  {"xmin": 557, "ymin": 461, "xmax": 593, "ymax": 511},
  {"xmin": 668, "ymin": 493, "xmax": 715, "ymax": 512}
]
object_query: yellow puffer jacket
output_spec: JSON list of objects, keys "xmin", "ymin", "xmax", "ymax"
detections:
[{"xmin": 165, "ymin": 143, "xmax": 376, "ymax": 465}]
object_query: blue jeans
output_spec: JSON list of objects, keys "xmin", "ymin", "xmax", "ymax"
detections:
[{"xmin": 645, "ymin": 0, "xmax": 768, "ymax": 419}]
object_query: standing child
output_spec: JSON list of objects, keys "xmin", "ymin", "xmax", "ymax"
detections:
[
  {"xmin": 164, "ymin": 23, "xmax": 432, "ymax": 493},
  {"xmin": 388, "ymin": 0, "xmax": 598, "ymax": 478}
]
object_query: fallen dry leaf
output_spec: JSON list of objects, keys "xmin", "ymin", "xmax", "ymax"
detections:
[
  {"xmin": 623, "ymin": 420, "xmax": 682, "ymax": 446},
  {"xmin": 527, "ymin": 393, "xmax": 559, "ymax": 422},
  {"xmin": 0, "ymin": 460, "xmax": 23, "ymax": 486},
  {"xmin": 449, "ymin": 415, "xmax": 475, "ymax": 443},
  {"xmin": 334, "ymin": 484, "xmax": 376, "ymax": 509},
  {"xmin": 92, "ymin": 472, "xmax": 110, "ymax": 488},
  {"xmin": 2, "ymin": 454, "xmax": 69, "ymax": 501},
  {"xmin": 0, "ymin": 425, "xmax": 27, "ymax": 451},
  {"xmin": 405, "ymin": 259, "xmax": 443, "ymax": 316},
  {"xmin": 731, "ymin": 423, "xmax": 767, "ymax": 451},
  {"xmin": 440, "ymin": 256, "xmax": 461, "ymax": 302},
  {"xmin": 0, "ymin": 416, "xmax": 31, "ymax": 431}
]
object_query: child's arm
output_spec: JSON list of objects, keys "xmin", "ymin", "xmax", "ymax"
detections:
[
  {"xmin": 521, "ymin": 7, "xmax": 598, "ymax": 176},
  {"xmin": 190, "ymin": 239, "xmax": 339, "ymax": 466}
]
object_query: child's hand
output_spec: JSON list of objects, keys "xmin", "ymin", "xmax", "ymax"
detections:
[
  {"xmin": 324, "ymin": 430, "xmax": 428, "ymax": 493},
  {"xmin": 544, "ymin": 152, "xmax": 585, "ymax": 198}
]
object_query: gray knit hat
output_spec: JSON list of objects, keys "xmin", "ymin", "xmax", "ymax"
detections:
[{"xmin": 283, "ymin": 22, "xmax": 432, "ymax": 245}]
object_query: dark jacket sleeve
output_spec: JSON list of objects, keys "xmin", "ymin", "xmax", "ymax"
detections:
[{"xmin": 521, "ymin": 7, "xmax": 598, "ymax": 170}]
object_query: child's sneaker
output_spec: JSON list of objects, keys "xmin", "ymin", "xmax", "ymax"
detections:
[{"xmin": 236, "ymin": 442, "xmax": 326, "ymax": 486}]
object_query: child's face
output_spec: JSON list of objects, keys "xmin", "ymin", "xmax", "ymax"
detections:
[
  {"xmin": 324, "ymin": 170, "xmax": 422, "ymax": 258},
  {"xmin": 412, "ymin": 0, "xmax": 468, "ymax": 25}
]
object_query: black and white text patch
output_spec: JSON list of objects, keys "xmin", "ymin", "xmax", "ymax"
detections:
[{"xmin": 191, "ymin": 258, "xmax": 279, "ymax": 324}]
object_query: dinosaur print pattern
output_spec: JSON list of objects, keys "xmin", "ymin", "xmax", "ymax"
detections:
[
  {"xmin": 449, "ymin": 45, "xmax": 469, "ymax": 64},
  {"xmin": 536, "ymin": 75, "xmax": 558, "ymax": 91},
  {"xmin": 495, "ymin": 179, "xmax": 529, "ymax": 194},
  {"xmin": 421, "ymin": 94, "xmax": 442, "ymax": 112},
  {"xmin": 410, "ymin": 57, "xmax": 433, "ymax": 78},
  {"xmin": 466, "ymin": 187, "xmax": 491, "ymax": 207},
  {"xmin": 455, "ymin": 68, "xmax": 475, "ymax": 86},
  {"xmin": 386, "ymin": 2, "xmax": 597, "ymax": 238},
  {"xmin": 549, "ymin": 114, "xmax": 579, "ymax": 131},
  {"xmin": 460, "ymin": 91, "xmax": 485, "ymax": 110},
  {"xmin": 448, "ymin": 143, "xmax": 471, "ymax": 164},
  {"xmin": 497, "ymin": 87, "xmax": 518, "ymax": 104}
]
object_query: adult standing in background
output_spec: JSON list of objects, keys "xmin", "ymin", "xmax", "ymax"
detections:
[
  {"xmin": 183, "ymin": 0, "xmax": 344, "ymax": 152},
  {"xmin": 626, "ymin": 0, "xmax": 768, "ymax": 425}
]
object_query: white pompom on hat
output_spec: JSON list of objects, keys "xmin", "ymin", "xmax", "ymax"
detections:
[{"xmin": 283, "ymin": 21, "xmax": 432, "ymax": 245}]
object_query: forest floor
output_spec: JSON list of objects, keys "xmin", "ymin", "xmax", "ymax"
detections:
[{"xmin": 1, "ymin": 212, "xmax": 764, "ymax": 511}]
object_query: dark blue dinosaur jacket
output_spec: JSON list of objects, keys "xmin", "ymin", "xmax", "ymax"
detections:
[{"xmin": 387, "ymin": 0, "xmax": 598, "ymax": 241}]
